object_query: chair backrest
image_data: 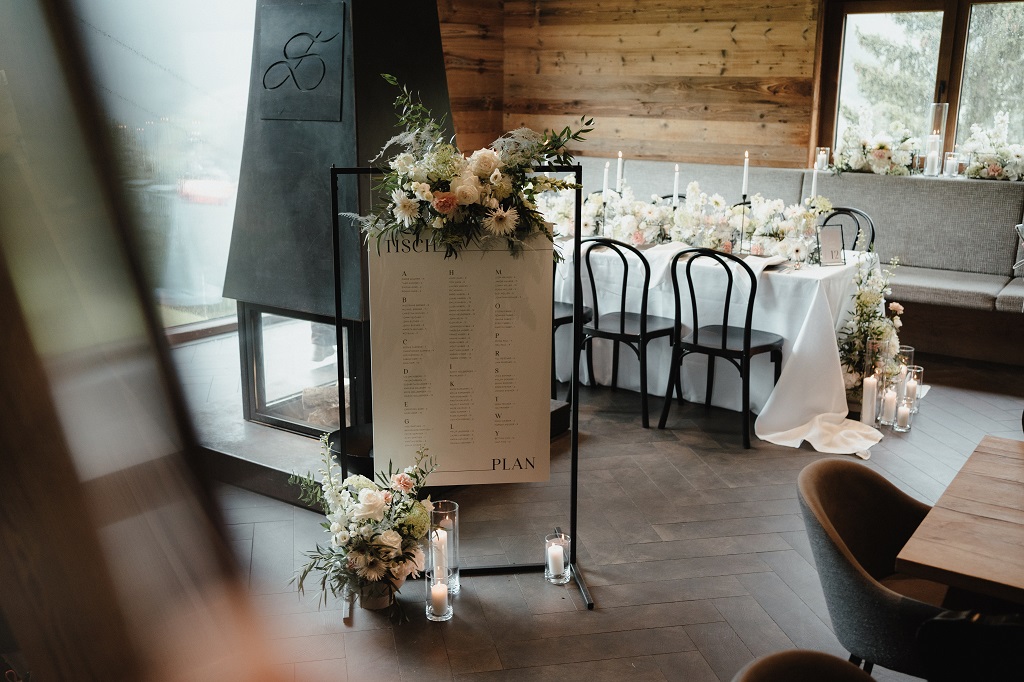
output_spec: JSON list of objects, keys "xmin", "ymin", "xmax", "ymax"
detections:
[
  {"xmin": 797, "ymin": 458, "xmax": 943, "ymax": 677},
  {"xmin": 731, "ymin": 649, "xmax": 875, "ymax": 682},
  {"xmin": 821, "ymin": 207, "xmax": 876, "ymax": 251},
  {"xmin": 580, "ymin": 237, "xmax": 653, "ymax": 335},
  {"xmin": 669, "ymin": 247, "xmax": 757, "ymax": 352}
]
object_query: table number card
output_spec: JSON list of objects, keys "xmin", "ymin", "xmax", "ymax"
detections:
[
  {"xmin": 368, "ymin": 236, "xmax": 552, "ymax": 485},
  {"xmin": 818, "ymin": 225, "xmax": 846, "ymax": 266}
]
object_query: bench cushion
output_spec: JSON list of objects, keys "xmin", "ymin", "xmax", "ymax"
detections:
[
  {"xmin": 996, "ymin": 278, "xmax": 1024, "ymax": 313},
  {"xmin": 890, "ymin": 266, "xmax": 1008, "ymax": 310},
  {"xmin": 811, "ymin": 173, "xmax": 1024, "ymax": 277}
]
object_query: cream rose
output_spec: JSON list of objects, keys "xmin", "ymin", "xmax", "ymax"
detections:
[{"xmin": 468, "ymin": 148, "xmax": 501, "ymax": 178}]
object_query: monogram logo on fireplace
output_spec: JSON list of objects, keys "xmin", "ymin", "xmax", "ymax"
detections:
[{"xmin": 262, "ymin": 31, "xmax": 339, "ymax": 91}]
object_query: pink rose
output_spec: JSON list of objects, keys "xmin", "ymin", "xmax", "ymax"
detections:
[
  {"xmin": 750, "ymin": 243, "xmax": 764, "ymax": 256},
  {"xmin": 390, "ymin": 472, "xmax": 414, "ymax": 493},
  {"xmin": 988, "ymin": 163, "xmax": 1003, "ymax": 177},
  {"xmin": 871, "ymin": 148, "xmax": 889, "ymax": 161},
  {"xmin": 431, "ymin": 192, "xmax": 458, "ymax": 215},
  {"xmin": 888, "ymin": 301, "xmax": 904, "ymax": 315},
  {"xmin": 383, "ymin": 491, "xmax": 393, "ymax": 505}
]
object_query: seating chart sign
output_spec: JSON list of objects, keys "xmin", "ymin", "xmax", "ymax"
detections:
[{"xmin": 368, "ymin": 236, "xmax": 552, "ymax": 485}]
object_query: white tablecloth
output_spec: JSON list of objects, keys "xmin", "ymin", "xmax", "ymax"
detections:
[{"xmin": 554, "ymin": 242, "xmax": 881, "ymax": 454}]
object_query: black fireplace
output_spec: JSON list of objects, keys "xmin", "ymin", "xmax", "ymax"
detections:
[{"xmin": 223, "ymin": 0, "xmax": 452, "ymax": 437}]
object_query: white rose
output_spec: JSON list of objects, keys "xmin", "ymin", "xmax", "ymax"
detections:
[
  {"xmin": 450, "ymin": 172, "xmax": 482, "ymax": 205},
  {"xmin": 410, "ymin": 182, "xmax": 433, "ymax": 202},
  {"xmin": 468, "ymin": 148, "xmax": 501, "ymax": 178},
  {"xmin": 352, "ymin": 488, "xmax": 386, "ymax": 521},
  {"xmin": 378, "ymin": 529, "xmax": 403, "ymax": 550}
]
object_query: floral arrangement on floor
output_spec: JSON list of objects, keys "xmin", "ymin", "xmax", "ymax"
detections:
[
  {"xmin": 960, "ymin": 111, "xmax": 1024, "ymax": 181},
  {"xmin": 833, "ymin": 116, "xmax": 919, "ymax": 176},
  {"xmin": 291, "ymin": 436, "xmax": 437, "ymax": 614},
  {"xmin": 361, "ymin": 75, "xmax": 593, "ymax": 259},
  {"xmin": 837, "ymin": 255, "xmax": 904, "ymax": 400}
]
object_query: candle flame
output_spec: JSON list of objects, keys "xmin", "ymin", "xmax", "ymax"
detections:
[{"xmin": 744, "ymin": 151, "xmax": 749, "ymax": 159}]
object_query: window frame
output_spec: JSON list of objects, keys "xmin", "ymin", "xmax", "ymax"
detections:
[{"xmin": 817, "ymin": 0, "xmax": 1015, "ymax": 155}]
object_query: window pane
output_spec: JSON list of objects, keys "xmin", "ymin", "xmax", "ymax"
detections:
[
  {"xmin": 835, "ymin": 12, "xmax": 943, "ymax": 144},
  {"xmin": 72, "ymin": 1, "xmax": 255, "ymax": 328},
  {"xmin": 956, "ymin": 2, "xmax": 1024, "ymax": 145}
]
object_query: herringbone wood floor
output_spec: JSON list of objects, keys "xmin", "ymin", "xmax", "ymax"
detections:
[{"xmin": 210, "ymin": 351, "xmax": 1023, "ymax": 682}]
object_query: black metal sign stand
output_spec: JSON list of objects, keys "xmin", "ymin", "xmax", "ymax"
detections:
[{"xmin": 330, "ymin": 164, "xmax": 593, "ymax": 610}]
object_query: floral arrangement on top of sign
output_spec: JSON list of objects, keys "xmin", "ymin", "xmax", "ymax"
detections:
[
  {"xmin": 961, "ymin": 111, "xmax": 1024, "ymax": 181},
  {"xmin": 837, "ymin": 254, "xmax": 905, "ymax": 401},
  {"xmin": 360, "ymin": 74, "xmax": 593, "ymax": 259},
  {"xmin": 833, "ymin": 115, "xmax": 919, "ymax": 176},
  {"xmin": 291, "ymin": 436, "xmax": 437, "ymax": 615}
]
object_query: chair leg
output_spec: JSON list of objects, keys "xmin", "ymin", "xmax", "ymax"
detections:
[
  {"xmin": 639, "ymin": 342, "xmax": 649, "ymax": 428},
  {"xmin": 848, "ymin": 655, "xmax": 861, "ymax": 668},
  {"xmin": 863, "ymin": 662, "xmax": 874, "ymax": 675},
  {"xmin": 704, "ymin": 357, "xmax": 716, "ymax": 412},
  {"xmin": 741, "ymin": 357, "xmax": 751, "ymax": 449},
  {"xmin": 658, "ymin": 348, "xmax": 680, "ymax": 429},
  {"xmin": 585, "ymin": 338, "xmax": 596, "ymax": 390},
  {"xmin": 772, "ymin": 349, "xmax": 782, "ymax": 385},
  {"xmin": 610, "ymin": 341, "xmax": 620, "ymax": 390}
]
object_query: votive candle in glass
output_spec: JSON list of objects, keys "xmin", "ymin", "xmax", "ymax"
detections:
[
  {"xmin": 815, "ymin": 146, "xmax": 830, "ymax": 171},
  {"xmin": 894, "ymin": 397, "xmax": 914, "ymax": 432},
  {"xmin": 425, "ymin": 568, "xmax": 453, "ymax": 621},
  {"xmin": 907, "ymin": 365, "xmax": 923, "ymax": 413},
  {"xmin": 880, "ymin": 387, "xmax": 898, "ymax": 426},
  {"xmin": 544, "ymin": 533, "xmax": 571, "ymax": 585},
  {"xmin": 431, "ymin": 501, "xmax": 460, "ymax": 594}
]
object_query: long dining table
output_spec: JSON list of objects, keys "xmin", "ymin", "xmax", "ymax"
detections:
[{"xmin": 553, "ymin": 241, "xmax": 882, "ymax": 453}]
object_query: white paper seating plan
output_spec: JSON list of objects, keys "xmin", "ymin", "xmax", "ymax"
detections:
[{"xmin": 554, "ymin": 243, "xmax": 882, "ymax": 454}]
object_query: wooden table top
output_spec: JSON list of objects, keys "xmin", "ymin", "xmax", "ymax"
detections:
[{"xmin": 896, "ymin": 435, "xmax": 1024, "ymax": 605}]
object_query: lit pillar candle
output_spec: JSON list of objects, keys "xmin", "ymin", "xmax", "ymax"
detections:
[
  {"xmin": 924, "ymin": 132, "xmax": 941, "ymax": 176},
  {"xmin": 810, "ymin": 167, "xmax": 818, "ymax": 200},
  {"xmin": 881, "ymin": 388, "xmax": 897, "ymax": 423},
  {"xmin": 742, "ymin": 150, "xmax": 749, "ymax": 196},
  {"xmin": 615, "ymin": 151, "xmax": 623, "ymax": 192},
  {"xmin": 602, "ymin": 161, "xmax": 609, "ymax": 198},
  {"xmin": 905, "ymin": 377, "xmax": 918, "ymax": 402},
  {"xmin": 896, "ymin": 364, "xmax": 908, "ymax": 400},
  {"xmin": 672, "ymin": 164, "xmax": 680, "ymax": 206},
  {"xmin": 816, "ymin": 149, "xmax": 828, "ymax": 170},
  {"xmin": 896, "ymin": 403, "xmax": 911, "ymax": 429},
  {"xmin": 547, "ymin": 543, "xmax": 565, "ymax": 576},
  {"xmin": 860, "ymin": 375, "xmax": 877, "ymax": 425},
  {"xmin": 431, "ymin": 580, "xmax": 448, "ymax": 614}
]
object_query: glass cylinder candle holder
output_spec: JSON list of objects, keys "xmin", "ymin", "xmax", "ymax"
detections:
[
  {"xmin": 425, "ymin": 568, "xmax": 453, "ymax": 621},
  {"xmin": 907, "ymin": 365, "xmax": 923, "ymax": 413},
  {"xmin": 879, "ymin": 379, "xmax": 899, "ymax": 427},
  {"xmin": 943, "ymin": 152, "xmax": 959, "ymax": 177},
  {"xmin": 544, "ymin": 533, "xmax": 571, "ymax": 585},
  {"xmin": 431, "ymin": 501, "xmax": 460, "ymax": 595},
  {"xmin": 814, "ymin": 146, "xmax": 831, "ymax": 171},
  {"xmin": 894, "ymin": 397, "xmax": 914, "ymax": 433}
]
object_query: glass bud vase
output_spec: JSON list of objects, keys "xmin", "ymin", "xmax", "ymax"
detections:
[{"xmin": 430, "ymin": 500, "xmax": 460, "ymax": 595}]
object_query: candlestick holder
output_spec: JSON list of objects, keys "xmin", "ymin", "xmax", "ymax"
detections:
[
  {"xmin": 431, "ymin": 500, "xmax": 460, "ymax": 595},
  {"xmin": 544, "ymin": 532, "xmax": 571, "ymax": 584},
  {"xmin": 425, "ymin": 567, "xmax": 453, "ymax": 621}
]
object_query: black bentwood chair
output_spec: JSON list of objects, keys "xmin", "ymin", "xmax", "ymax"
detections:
[
  {"xmin": 657, "ymin": 248, "xmax": 783, "ymax": 448},
  {"xmin": 573, "ymin": 237, "xmax": 674, "ymax": 427},
  {"xmin": 821, "ymin": 206, "xmax": 876, "ymax": 251},
  {"xmin": 552, "ymin": 266, "xmax": 593, "ymax": 399}
]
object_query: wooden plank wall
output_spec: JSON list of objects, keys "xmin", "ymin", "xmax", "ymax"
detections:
[
  {"xmin": 437, "ymin": 0, "xmax": 505, "ymax": 152},
  {"xmin": 440, "ymin": 0, "xmax": 820, "ymax": 167}
]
